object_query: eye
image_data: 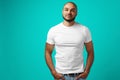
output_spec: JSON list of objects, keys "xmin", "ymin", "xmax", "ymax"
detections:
[
  {"xmin": 71, "ymin": 9, "xmax": 76, "ymax": 12},
  {"xmin": 64, "ymin": 8, "xmax": 68, "ymax": 11}
]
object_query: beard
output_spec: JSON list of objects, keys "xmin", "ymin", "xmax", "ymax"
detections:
[{"xmin": 62, "ymin": 15, "xmax": 76, "ymax": 22}]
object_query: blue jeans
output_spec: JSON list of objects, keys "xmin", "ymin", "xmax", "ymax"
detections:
[{"xmin": 58, "ymin": 74, "xmax": 86, "ymax": 80}]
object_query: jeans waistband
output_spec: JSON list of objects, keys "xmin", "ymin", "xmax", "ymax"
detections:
[{"xmin": 63, "ymin": 73, "xmax": 81, "ymax": 77}]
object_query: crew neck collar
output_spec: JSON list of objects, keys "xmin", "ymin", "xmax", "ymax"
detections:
[{"xmin": 61, "ymin": 22, "xmax": 76, "ymax": 28}]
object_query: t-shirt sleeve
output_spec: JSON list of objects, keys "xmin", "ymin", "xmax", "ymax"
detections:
[
  {"xmin": 84, "ymin": 27, "xmax": 92, "ymax": 43},
  {"xmin": 46, "ymin": 28, "xmax": 55, "ymax": 44}
]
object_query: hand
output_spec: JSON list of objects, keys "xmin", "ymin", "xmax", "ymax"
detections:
[
  {"xmin": 52, "ymin": 70, "xmax": 65, "ymax": 80},
  {"xmin": 75, "ymin": 72, "xmax": 89, "ymax": 80}
]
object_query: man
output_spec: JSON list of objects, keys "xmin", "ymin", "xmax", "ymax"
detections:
[{"xmin": 45, "ymin": 2, "xmax": 94, "ymax": 80}]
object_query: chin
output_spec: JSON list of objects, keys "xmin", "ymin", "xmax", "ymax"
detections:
[
  {"xmin": 66, "ymin": 17, "xmax": 73, "ymax": 19},
  {"xmin": 63, "ymin": 16, "xmax": 75, "ymax": 22}
]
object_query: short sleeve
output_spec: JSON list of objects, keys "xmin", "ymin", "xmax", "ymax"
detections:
[
  {"xmin": 84, "ymin": 27, "xmax": 92, "ymax": 43},
  {"xmin": 46, "ymin": 28, "xmax": 55, "ymax": 44}
]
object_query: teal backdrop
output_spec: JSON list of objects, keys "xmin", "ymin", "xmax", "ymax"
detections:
[{"xmin": 0, "ymin": 0, "xmax": 120, "ymax": 80}]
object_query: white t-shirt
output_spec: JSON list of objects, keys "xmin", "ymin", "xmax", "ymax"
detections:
[{"xmin": 46, "ymin": 22, "xmax": 92, "ymax": 74}]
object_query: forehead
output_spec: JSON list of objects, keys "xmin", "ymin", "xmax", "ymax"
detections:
[{"xmin": 63, "ymin": 3, "xmax": 76, "ymax": 9}]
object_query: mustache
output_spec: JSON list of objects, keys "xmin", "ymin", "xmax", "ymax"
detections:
[
  {"xmin": 62, "ymin": 16, "xmax": 76, "ymax": 22},
  {"xmin": 66, "ymin": 14, "xmax": 72, "ymax": 16}
]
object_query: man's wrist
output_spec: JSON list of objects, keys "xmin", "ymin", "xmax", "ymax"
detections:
[
  {"xmin": 84, "ymin": 69, "xmax": 90, "ymax": 74},
  {"xmin": 51, "ymin": 70, "xmax": 57, "ymax": 75}
]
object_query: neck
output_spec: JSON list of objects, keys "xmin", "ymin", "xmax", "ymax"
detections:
[{"xmin": 63, "ymin": 20, "xmax": 75, "ymax": 27}]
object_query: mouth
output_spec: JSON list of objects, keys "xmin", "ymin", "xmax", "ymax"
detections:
[
  {"xmin": 66, "ymin": 14, "xmax": 72, "ymax": 17},
  {"xmin": 66, "ymin": 15, "xmax": 72, "ymax": 18}
]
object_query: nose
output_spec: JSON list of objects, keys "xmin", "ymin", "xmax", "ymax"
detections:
[{"xmin": 67, "ymin": 10, "xmax": 71, "ymax": 14}]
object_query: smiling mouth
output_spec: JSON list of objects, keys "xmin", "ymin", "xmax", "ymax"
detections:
[
  {"xmin": 66, "ymin": 16, "xmax": 73, "ymax": 19},
  {"xmin": 66, "ymin": 15, "xmax": 72, "ymax": 18},
  {"xmin": 67, "ymin": 14, "xmax": 72, "ymax": 16}
]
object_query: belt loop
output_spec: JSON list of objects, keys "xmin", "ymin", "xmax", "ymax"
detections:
[
  {"xmin": 74, "ymin": 73, "xmax": 75, "ymax": 76},
  {"xmin": 77, "ymin": 73, "xmax": 79, "ymax": 75},
  {"xmin": 68, "ymin": 74, "xmax": 70, "ymax": 77}
]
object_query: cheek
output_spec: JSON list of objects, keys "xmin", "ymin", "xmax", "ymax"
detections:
[
  {"xmin": 62, "ymin": 11, "xmax": 65, "ymax": 15},
  {"xmin": 62, "ymin": 12, "xmax": 67, "ymax": 16},
  {"xmin": 72, "ymin": 13, "xmax": 77, "ymax": 16}
]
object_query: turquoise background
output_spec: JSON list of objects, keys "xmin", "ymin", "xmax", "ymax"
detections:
[{"xmin": 0, "ymin": 0, "xmax": 120, "ymax": 80}]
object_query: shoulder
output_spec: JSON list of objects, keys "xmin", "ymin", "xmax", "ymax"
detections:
[
  {"xmin": 75, "ymin": 22, "xmax": 89, "ymax": 31},
  {"xmin": 48, "ymin": 23, "xmax": 62, "ymax": 32}
]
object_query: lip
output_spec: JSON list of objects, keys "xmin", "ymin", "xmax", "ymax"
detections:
[
  {"xmin": 66, "ymin": 15, "xmax": 72, "ymax": 17},
  {"xmin": 66, "ymin": 17, "xmax": 72, "ymax": 19}
]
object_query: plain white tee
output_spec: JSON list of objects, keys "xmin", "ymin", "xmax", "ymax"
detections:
[{"xmin": 46, "ymin": 22, "xmax": 92, "ymax": 74}]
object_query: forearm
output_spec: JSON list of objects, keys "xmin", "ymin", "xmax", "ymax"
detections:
[
  {"xmin": 45, "ymin": 52, "xmax": 56, "ymax": 73},
  {"xmin": 84, "ymin": 41, "xmax": 94, "ymax": 73},
  {"xmin": 84, "ymin": 52, "xmax": 94, "ymax": 73},
  {"xmin": 45, "ymin": 52, "xmax": 64, "ymax": 79}
]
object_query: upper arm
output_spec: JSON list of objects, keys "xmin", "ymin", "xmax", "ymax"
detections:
[
  {"xmin": 45, "ymin": 43, "xmax": 55, "ymax": 55},
  {"xmin": 84, "ymin": 41, "xmax": 94, "ymax": 54}
]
